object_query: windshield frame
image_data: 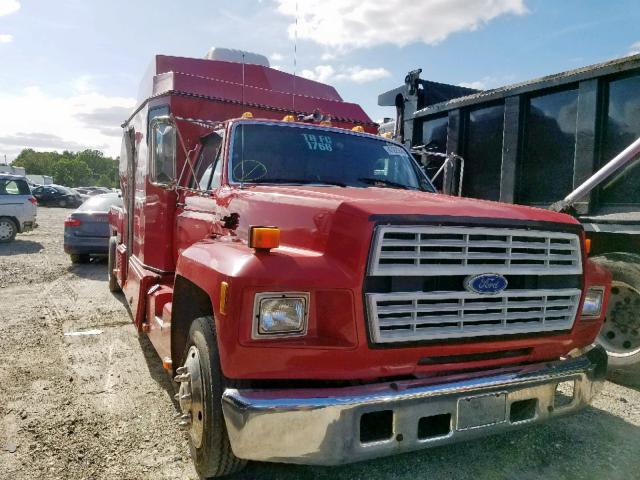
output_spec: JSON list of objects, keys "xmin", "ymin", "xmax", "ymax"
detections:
[{"xmin": 226, "ymin": 120, "xmax": 435, "ymax": 192}]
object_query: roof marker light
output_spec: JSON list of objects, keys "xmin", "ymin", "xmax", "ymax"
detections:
[
  {"xmin": 351, "ymin": 126, "xmax": 364, "ymax": 132},
  {"xmin": 282, "ymin": 115, "xmax": 295, "ymax": 122},
  {"xmin": 241, "ymin": 111, "xmax": 254, "ymax": 119}
]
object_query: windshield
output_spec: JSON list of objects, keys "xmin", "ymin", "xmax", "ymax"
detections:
[{"xmin": 229, "ymin": 123, "xmax": 434, "ymax": 191}]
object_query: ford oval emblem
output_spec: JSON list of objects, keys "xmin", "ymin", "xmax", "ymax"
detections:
[{"xmin": 464, "ymin": 273, "xmax": 508, "ymax": 295}]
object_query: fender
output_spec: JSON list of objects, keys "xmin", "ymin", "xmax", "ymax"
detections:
[{"xmin": 171, "ymin": 238, "xmax": 360, "ymax": 377}]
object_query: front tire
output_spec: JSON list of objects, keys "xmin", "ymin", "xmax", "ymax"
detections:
[
  {"xmin": 0, "ymin": 217, "xmax": 17, "ymax": 243},
  {"xmin": 58, "ymin": 199, "xmax": 67, "ymax": 207},
  {"xmin": 176, "ymin": 317, "xmax": 246, "ymax": 478},
  {"xmin": 591, "ymin": 253, "xmax": 640, "ymax": 372}
]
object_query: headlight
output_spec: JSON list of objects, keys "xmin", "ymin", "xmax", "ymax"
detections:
[
  {"xmin": 253, "ymin": 292, "xmax": 309, "ymax": 338},
  {"xmin": 582, "ymin": 287, "xmax": 605, "ymax": 317}
]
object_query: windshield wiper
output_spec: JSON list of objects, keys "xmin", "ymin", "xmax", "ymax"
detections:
[
  {"xmin": 357, "ymin": 177, "xmax": 416, "ymax": 190},
  {"xmin": 256, "ymin": 178, "xmax": 347, "ymax": 187}
]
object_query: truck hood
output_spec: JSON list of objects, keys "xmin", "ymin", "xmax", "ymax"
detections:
[{"xmin": 229, "ymin": 185, "xmax": 580, "ymax": 255}]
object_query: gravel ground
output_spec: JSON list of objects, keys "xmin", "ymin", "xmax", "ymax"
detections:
[{"xmin": 1, "ymin": 207, "xmax": 639, "ymax": 480}]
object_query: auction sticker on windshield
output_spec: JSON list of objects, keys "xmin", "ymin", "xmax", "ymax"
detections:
[
  {"xmin": 302, "ymin": 134, "xmax": 333, "ymax": 151},
  {"xmin": 384, "ymin": 145, "xmax": 408, "ymax": 156}
]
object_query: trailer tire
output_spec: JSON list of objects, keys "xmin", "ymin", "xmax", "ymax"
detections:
[
  {"xmin": 177, "ymin": 317, "xmax": 246, "ymax": 478},
  {"xmin": 591, "ymin": 253, "xmax": 640, "ymax": 372},
  {"xmin": 108, "ymin": 237, "xmax": 120, "ymax": 292}
]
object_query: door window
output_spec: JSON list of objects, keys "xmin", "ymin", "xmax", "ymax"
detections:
[{"xmin": 193, "ymin": 132, "xmax": 223, "ymax": 190}]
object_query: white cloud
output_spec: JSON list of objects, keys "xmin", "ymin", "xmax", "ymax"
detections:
[
  {"xmin": 301, "ymin": 64, "xmax": 390, "ymax": 84},
  {"xmin": 627, "ymin": 41, "xmax": 640, "ymax": 56},
  {"xmin": 276, "ymin": 0, "xmax": 528, "ymax": 50},
  {"xmin": 270, "ymin": 52, "xmax": 284, "ymax": 62},
  {"xmin": 458, "ymin": 74, "xmax": 517, "ymax": 91},
  {"xmin": 321, "ymin": 52, "xmax": 337, "ymax": 61},
  {"xmin": 336, "ymin": 66, "xmax": 390, "ymax": 84},
  {"xmin": 0, "ymin": 0, "xmax": 19, "ymax": 16},
  {"xmin": 0, "ymin": 33, "xmax": 12, "ymax": 43},
  {"xmin": 300, "ymin": 64, "xmax": 336, "ymax": 83},
  {"xmin": 0, "ymin": 82, "xmax": 135, "ymax": 161},
  {"xmin": 458, "ymin": 81, "xmax": 487, "ymax": 90}
]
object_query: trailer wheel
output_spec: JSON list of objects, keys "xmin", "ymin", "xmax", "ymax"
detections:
[
  {"xmin": 107, "ymin": 237, "xmax": 120, "ymax": 292},
  {"xmin": 0, "ymin": 217, "xmax": 17, "ymax": 243},
  {"xmin": 591, "ymin": 253, "xmax": 640, "ymax": 371},
  {"xmin": 175, "ymin": 317, "xmax": 246, "ymax": 478}
]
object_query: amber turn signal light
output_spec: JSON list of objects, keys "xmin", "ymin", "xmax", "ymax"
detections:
[
  {"xmin": 249, "ymin": 226, "xmax": 280, "ymax": 251},
  {"xmin": 220, "ymin": 281, "xmax": 229, "ymax": 314},
  {"xmin": 584, "ymin": 238, "xmax": 592, "ymax": 255}
]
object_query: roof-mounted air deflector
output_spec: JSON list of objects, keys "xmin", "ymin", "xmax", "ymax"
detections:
[{"xmin": 204, "ymin": 48, "xmax": 270, "ymax": 67}]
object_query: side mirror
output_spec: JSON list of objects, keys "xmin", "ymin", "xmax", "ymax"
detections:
[{"xmin": 150, "ymin": 118, "xmax": 176, "ymax": 186}]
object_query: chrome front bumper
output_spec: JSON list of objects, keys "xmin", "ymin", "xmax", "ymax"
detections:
[{"xmin": 221, "ymin": 346, "xmax": 607, "ymax": 465}]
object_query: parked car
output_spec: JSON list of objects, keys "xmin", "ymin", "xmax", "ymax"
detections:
[
  {"xmin": 32, "ymin": 184, "xmax": 83, "ymax": 208},
  {"xmin": 63, "ymin": 193, "xmax": 123, "ymax": 263},
  {"xmin": 76, "ymin": 186, "xmax": 111, "ymax": 196},
  {"xmin": 0, "ymin": 174, "xmax": 37, "ymax": 243}
]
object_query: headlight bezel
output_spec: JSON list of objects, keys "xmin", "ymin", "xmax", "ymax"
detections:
[
  {"xmin": 581, "ymin": 286, "xmax": 605, "ymax": 318},
  {"xmin": 252, "ymin": 292, "xmax": 310, "ymax": 339}
]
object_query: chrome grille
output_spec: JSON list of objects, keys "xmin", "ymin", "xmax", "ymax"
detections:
[
  {"xmin": 369, "ymin": 225, "xmax": 582, "ymax": 276},
  {"xmin": 367, "ymin": 289, "xmax": 582, "ymax": 343}
]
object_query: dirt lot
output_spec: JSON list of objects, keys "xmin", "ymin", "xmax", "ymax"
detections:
[{"xmin": 1, "ymin": 207, "xmax": 640, "ymax": 480}]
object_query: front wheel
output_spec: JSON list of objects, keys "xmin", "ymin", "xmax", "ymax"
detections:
[
  {"xmin": 175, "ymin": 317, "xmax": 246, "ymax": 478},
  {"xmin": 58, "ymin": 199, "xmax": 67, "ymax": 207},
  {"xmin": 0, "ymin": 217, "xmax": 17, "ymax": 243}
]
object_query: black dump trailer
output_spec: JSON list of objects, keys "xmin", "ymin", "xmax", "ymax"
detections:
[{"xmin": 380, "ymin": 55, "xmax": 640, "ymax": 373}]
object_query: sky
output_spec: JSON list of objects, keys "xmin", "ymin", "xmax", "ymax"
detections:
[{"xmin": 1, "ymin": 0, "xmax": 640, "ymax": 162}]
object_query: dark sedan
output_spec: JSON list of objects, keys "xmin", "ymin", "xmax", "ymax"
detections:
[
  {"xmin": 64, "ymin": 193, "xmax": 123, "ymax": 263},
  {"xmin": 32, "ymin": 184, "xmax": 83, "ymax": 208}
]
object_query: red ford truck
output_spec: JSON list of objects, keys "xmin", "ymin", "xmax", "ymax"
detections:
[{"xmin": 109, "ymin": 49, "xmax": 611, "ymax": 478}]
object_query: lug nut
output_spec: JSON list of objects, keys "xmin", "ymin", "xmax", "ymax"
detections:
[{"xmin": 176, "ymin": 366, "xmax": 187, "ymax": 375}]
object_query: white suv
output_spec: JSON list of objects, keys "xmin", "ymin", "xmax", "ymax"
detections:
[{"xmin": 0, "ymin": 174, "xmax": 38, "ymax": 243}]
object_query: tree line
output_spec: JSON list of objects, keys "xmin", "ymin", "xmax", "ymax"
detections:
[{"xmin": 12, "ymin": 149, "xmax": 119, "ymax": 188}]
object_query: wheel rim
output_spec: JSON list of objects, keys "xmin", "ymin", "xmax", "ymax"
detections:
[
  {"xmin": 59, "ymin": 200, "xmax": 66, "ymax": 207},
  {"xmin": 598, "ymin": 280, "xmax": 640, "ymax": 357},
  {"xmin": 0, "ymin": 220, "xmax": 15, "ymax": 240},
  {"xmin": 176, "ymin": 346, "xmax": 205, "ymax": 448}
]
